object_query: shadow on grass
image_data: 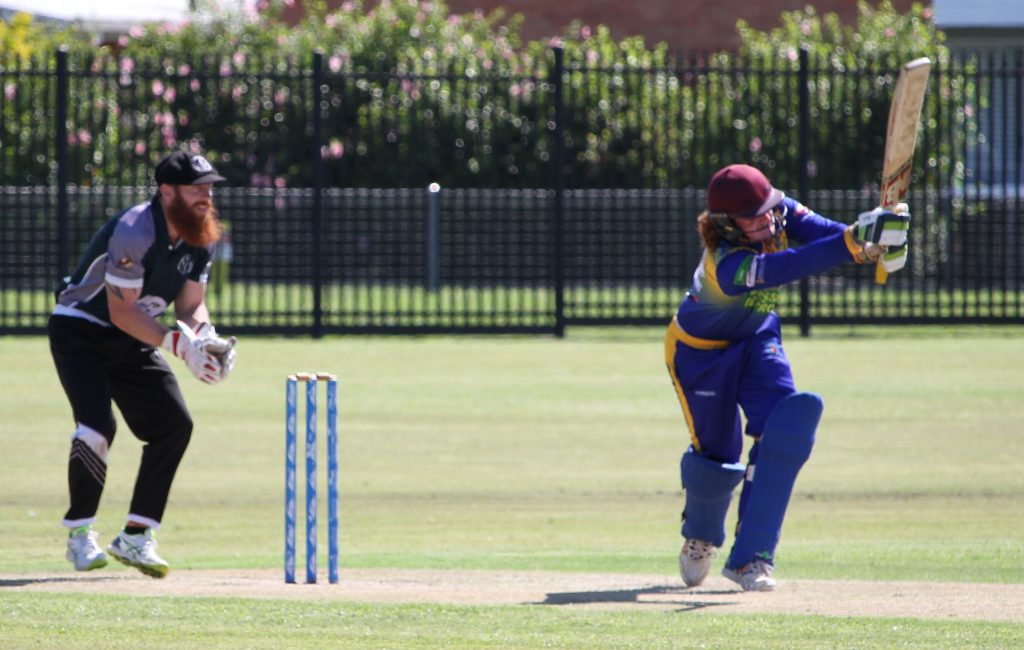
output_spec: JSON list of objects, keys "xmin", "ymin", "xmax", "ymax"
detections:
[
  {"xmin": 0, "ymin": 575, "xmax": 125, "ymax": 588},
  {"xmin": 539, "ymin": 585, "xmax": 740, "ymax": 612}
]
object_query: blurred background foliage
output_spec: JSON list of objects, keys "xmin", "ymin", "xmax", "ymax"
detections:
[{"xmin": 0, "ymin": 1, "xmax": 961, "ymax": 190}]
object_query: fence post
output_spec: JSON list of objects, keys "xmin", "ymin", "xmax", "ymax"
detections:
[
  {"xmin": 426, "ymin": 182, "xmax": 441, "ymax": 293},
  {"xmin": 311, "ymin": 50, "xmax": 325, "ymax": 338},
  {"xmin": 551, "ymin": 46, "xmax": 566, "ymax": 338},
  {"xmin": 1016, "ymin": 49, "xmax": 1023, "ymax": 311},
  {"xmin": 55, "ymin": 46, "xmax": 70, "ymax": 281},
  {"xmin": 797, "ymin": 47, "xmax": 812, "ymax": 337}
]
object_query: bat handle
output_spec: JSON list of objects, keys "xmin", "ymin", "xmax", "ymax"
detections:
[{"xmin": 874, "ymin": 261, "xmax": 889, "ymax": 285}]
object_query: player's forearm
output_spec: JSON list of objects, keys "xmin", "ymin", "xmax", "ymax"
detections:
[
  {"xmin": 106, "ymin": 286, "xmax": 168, "ymax": 347},
  {"xmin": 109, "ymin": 307, "xmax": 168, "ymax": 347},
  {"xmin": 785, "ymin": 211, "xmax": 848, "ymax": 242},
  {"xmin": 173, "ymin": 279, "xmax": 212, "ymax": 329},
  {"xmin": 174, "ymin": 303, "xmax": 211, "ymax": 330}
]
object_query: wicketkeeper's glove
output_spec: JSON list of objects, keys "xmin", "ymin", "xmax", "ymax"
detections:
[
  {"xmin": 162, "ymin": 325, "xmax": 224, "ymax": 384},
  {"xmin": 190, "ymin": 322, "xmax": 237, "ymax": 381}
]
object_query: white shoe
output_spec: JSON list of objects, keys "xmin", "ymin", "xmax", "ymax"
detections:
[
  {"xmin": 66, "ymin": 526, "xmax": 108, "ymax": 571},
  {"xmin": 107, "ymin": 529, "xmax": 169, "ymax": 578},
  {"xmin": 678, "ymin": 539, "xmax": 716, "ymax": 587},
  {"xmin": 722, "ymin": 560, "xmax": 776, "ymax": 592}
]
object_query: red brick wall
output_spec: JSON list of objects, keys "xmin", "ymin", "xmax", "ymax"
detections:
[{"xmin": 281, "ymin": 1, "xmax": 925, "ymax": 52}]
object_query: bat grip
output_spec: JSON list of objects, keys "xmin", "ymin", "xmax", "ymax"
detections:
[{"xmin": 874, "ymin": 261, "xmax": 889, "ymax": 285}]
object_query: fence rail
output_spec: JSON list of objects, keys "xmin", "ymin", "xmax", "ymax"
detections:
[{"xmin": 1, "ymin": 48, "xmax": 1022, "ymax": 335}]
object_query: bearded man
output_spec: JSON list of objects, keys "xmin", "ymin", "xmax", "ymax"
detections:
[{"xmin": 50, "ymin": 150, "xmax": 238, "ymax": 578}]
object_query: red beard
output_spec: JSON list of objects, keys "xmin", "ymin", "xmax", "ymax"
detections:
[{"xmin": 164, "ymin": 193, "xmax": 221, "ymax": 247}]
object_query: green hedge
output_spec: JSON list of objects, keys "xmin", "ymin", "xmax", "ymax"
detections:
[{"xmin": 0, "ymin": 1, "xmax": 972, "ymax": 190}]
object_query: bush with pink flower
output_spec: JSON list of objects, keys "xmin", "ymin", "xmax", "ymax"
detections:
[{"xmin": 0, "ymin": 1, "xmax": 962, "ymax": 192}]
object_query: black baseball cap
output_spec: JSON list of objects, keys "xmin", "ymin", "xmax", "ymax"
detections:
[{"xmin": 154, "ymin": 151, "xmax": 226, "ymax": 185}]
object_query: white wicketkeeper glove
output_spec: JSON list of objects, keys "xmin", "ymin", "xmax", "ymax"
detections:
[
  {"xmin": 162, "ymin": 325, "xmax": 224, "ymax": 384},
  {"xmin": 192, "ymin": 322, "xmax": 237, "ymax": 380}
]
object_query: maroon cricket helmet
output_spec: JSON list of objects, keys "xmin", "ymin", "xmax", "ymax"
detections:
[{"xmin": 706, "ymin": 164, "xmax": 784, "ymax": 218}]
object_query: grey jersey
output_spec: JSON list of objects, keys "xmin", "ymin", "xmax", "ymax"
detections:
[{"xmin": 55, "ymin": 196, "xmax": 214, "ymax": 326}]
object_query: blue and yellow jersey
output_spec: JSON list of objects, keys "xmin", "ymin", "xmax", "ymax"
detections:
[{"xmin": 676, "ymin": 197, "xmax": 861, "ymax": 342}]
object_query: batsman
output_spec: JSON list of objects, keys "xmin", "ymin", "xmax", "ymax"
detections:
[
  {"xmin": 50, "ymin": 150, "xmax": 238, "ymax": 578},
  {"xmin": 665, "ymin": 164, "xmax": 909, "ymax": 591}
]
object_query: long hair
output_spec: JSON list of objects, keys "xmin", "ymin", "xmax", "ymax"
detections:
[
  {"xmin": 696, "ymin": 211, "xmax": 722, "ymax": 251},
  {"xmin": 696, "ymin": 210, "xmax": 784, "ymax": 254}
]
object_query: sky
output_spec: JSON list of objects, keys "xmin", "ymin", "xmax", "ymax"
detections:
[{"xmin": 0, "ymin": 0, "xmax": 192, "ymax": 25}]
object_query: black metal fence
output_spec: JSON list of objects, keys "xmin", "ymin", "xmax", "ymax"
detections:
[{"xmin": 1, "ymin": 48, "xmax": 1022, "ymax": 335}]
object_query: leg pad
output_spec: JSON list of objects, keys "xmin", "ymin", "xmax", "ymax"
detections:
[
  {"xmin": 727, "ymin": 392, "xmax": 823, "ymax": 568},
  {"xmin": 680, "ymin": 450, "xmax": 745, "ymax": 547}
]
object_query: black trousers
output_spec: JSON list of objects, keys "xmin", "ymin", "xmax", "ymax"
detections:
[{"xmin": 48, "ymin": 315, "xmax": 193, "ymax": 527}]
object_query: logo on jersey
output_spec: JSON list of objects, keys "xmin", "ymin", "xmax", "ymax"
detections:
[
  {"xmin": 177, "ymin": 254, "xmax": 194, "ymax": 275},
  {"xmin": 742, "ymin": 288, "xmax": 778, "ymax": 314},
  {"xmin": 734, "ymin": 256, "xmax": 766, "ymax": 289},
  {"xmin": 190, "ymin": 156, "xmax": 214, "ymax": 173}
]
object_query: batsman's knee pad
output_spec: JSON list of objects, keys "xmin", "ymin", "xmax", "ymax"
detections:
[
  {"xmin": 757, "ymin": 392, "xmax": 820, "ymax": 465},
  {"xmin": 727, "ymin": 392, "xmax": 823, "ymax": 568},
  {"xmin": 680, "ymin": 449, "xmax": 746, "ymax": 547}
]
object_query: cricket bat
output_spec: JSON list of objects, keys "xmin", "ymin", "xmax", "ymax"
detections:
[{"xmin": 875, "ymin": 57, "xmax": 931, "ymax": 284}]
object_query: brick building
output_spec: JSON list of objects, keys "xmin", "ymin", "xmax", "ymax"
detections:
[{"xmin": 280, "ymin": 0, "xmax": 923, "ymax": 53}]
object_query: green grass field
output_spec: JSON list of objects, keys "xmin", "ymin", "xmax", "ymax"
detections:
[
  {"xmin": 5, "ymin": 283, "xmax": 1024, "ymax": 331},
  {"xmin": 1, "ymin": 326, "xmax": 1023, "ymax": 648}
]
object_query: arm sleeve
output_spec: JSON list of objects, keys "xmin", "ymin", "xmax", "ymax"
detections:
[
  {"xmin": 716, "ymin": 230, "xmax": 857, "ymax": 296},
  {"xmin": 104, "ymin": 221, "xmax": 149, "ymax": 289},
  {"xmin": 191, "ymin": 246, "xmax": 214, "ymax": 283},
  {"xmin": 782, "ymin": 198, "xmax": 848, "ymax": 243}
]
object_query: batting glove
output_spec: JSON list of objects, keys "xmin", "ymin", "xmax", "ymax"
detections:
[
  {"xmin": 879, "ymin": 242, "xmax": 909, "ymax": 274},
  {"xmin": 853, "ymin": 203, "xmax": 911, "ymax": 247}
]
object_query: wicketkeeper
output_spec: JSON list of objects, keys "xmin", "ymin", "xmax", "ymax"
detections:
[
  {"xmin": 50, "ymin": 150, "xmax": 238, "ymax": 578},
  {"xmin": 665, "ymin": 164, "xmax": 909, "ymax": 591}
]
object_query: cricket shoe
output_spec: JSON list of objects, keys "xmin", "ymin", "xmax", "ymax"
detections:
[
  {"xmin": 66, "ymin": 525, "xmax": 108, "ymax": 571},
  {"xmin": 107, "ymin": 529, "xmax": 169, "ymax": 578},
  {"xmin": 722, "ymin": 559, "xmax": 776, "ymax": 592},
  {"xmin": 678, "ymin": 538, "xmax": 716, "ymax": 587}
]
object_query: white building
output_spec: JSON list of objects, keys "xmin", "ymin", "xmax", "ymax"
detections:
[
  {"xmin": 932, "ymin": 0, "xmax": 1024, "ymax": 48},
  {"xmin": 933, "ymin": 0, "xmax": 1024, "ymax": 191}
]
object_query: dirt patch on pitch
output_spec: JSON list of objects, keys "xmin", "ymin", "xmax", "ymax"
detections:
[{"xmin": 2, "ymin": 568, "xmax": 1022, "ymax": 621}]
